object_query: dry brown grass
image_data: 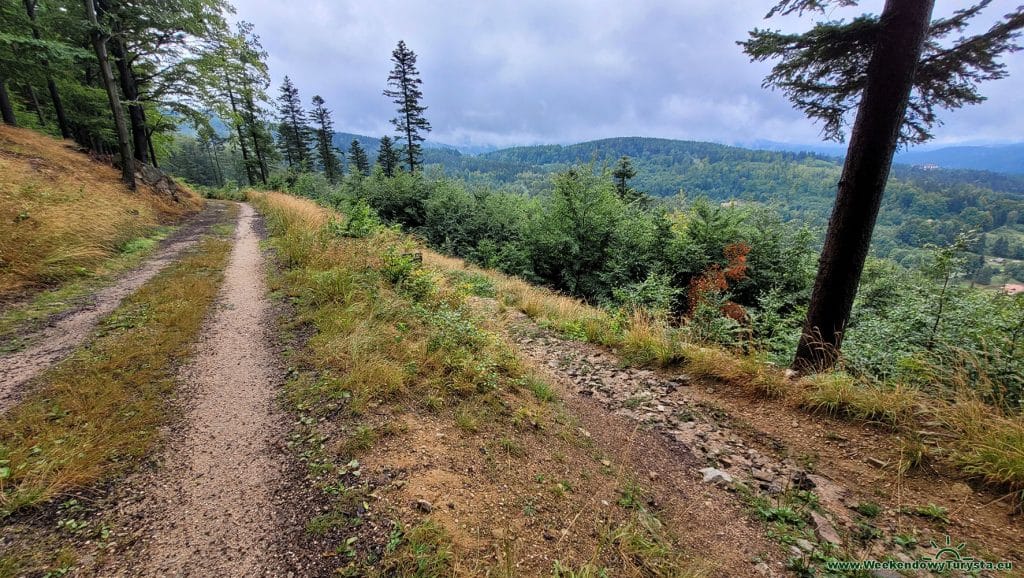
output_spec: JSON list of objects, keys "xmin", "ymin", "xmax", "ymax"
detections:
[
  {"xmin": 253, "ymin": 192, "xmax": 713, "ymax": 576},
  {"xmin": 0, "ymin": 231, "xmax": 233, "ymax": 516},
  {"xmin": 0, "ymin": 126, "xmax": 201, "ymax": 299}
]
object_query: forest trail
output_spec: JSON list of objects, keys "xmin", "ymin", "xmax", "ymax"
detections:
[
  {"xmin": 0, "ymin": 202, "xmax": 230, "ymax": 414},
  {"xmin": 99, "ymin": 203, "xmax": 290, "ymax": 576},
  {"xmin": 502, "ymin": 309, "xmax": 1024, "ymax": 570}
]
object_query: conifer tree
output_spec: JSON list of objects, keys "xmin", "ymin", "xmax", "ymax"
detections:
[
  {"xmin": 310, "ymin": 95, "xmax": 341, "ymax": 182},
  {"xmin": 612, "ymin": 156, "xmax": 641, "ymax": 202},
  {"xmin": 348, "ymin": 138, "xmax": 370, "ymax": 176},
  {"xmin": 276, "ymin": 75, "xmax": 310, "ymax": 169},
  {"xmin": 377, "ymin": 135, "xmax": 398, "ymax": 177},
  {"xmin": 383, "ymin": 40, "xmax": 431, "ymax": 172},
  {"xmin": 742, "ymin": 0, "xmax": 1024, "ymax": 371}
]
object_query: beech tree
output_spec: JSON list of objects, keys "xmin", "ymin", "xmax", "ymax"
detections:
[
  {"xmin": 742, "ymin": 0, "xmax": 1024, "ymax": 371},
  {"xmin": 83, "ymin": 0, "xmax": 134, "ymax": 188},
  {"xmin": 383, "ymin": 40, "xmax": 430, "ymax": 172}
]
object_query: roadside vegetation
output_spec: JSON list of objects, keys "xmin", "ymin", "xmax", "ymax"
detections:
[
  {"xmin": 254, "ymin": 191, "xmax": 713, "ymax": 576},
  {"xmin": 0, "ymin": 126, "xmax": 201, "ymax": 301},
  {"xmin": 256, "ymin": 175, "xmax": 1024, "ymax": 512},
  {"xmin": 0, "ymin": 208, "xmax": 235, "ymax": 518}
]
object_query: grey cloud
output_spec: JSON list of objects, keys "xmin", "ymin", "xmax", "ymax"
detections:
[{"xmin": 232, "ymin": 0, "xmax": 1023, "ymax": 148}]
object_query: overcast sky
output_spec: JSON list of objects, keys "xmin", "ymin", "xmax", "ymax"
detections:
[{"xmin": 230, "ymin": 0, "xmax": 1023, "ymax": 150}]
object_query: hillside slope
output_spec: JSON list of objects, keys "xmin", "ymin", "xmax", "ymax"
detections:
[{"xmin": 0, "ymin": 126, "xmax": 201, "ymax": 299}]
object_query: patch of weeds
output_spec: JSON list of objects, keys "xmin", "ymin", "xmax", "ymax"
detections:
[
  {"xmin": 552, "ymin": 560, "xmax": 610, "ymax": 577},
  {"xmin": 375, "ymin": 520, "xmax": 453, "ymax": 578},
  {"xmin": 910, "ymin": 503, "xmax": 950, "ymax": 524},
  {"xmin": 617, "ymin": 481, "xmax": 650, "ymax": 511},
  {"xmin": 455, "ymin": 405, "xmax": 481, "ymax": 433},
  {"xmin": 522, "ymin": 499, "xmax": 538, "ymax": 517},
  {"xmin": 893, "ymin": 533, "xmax": 918, "ymax": 549},
  {"xmin": 497, "ymin": 437, "xmax": 525, "ymax": 457},
  {"xmin": 523, "ymin": 375, "xmax": 556, "ymax": 402},
  {"xmin": 446, "ymin": 269, "xmax": 497, "ymax": 298},
  {"xmin": 854, "ymin": 501, "xmax": 882, "ymax": 518},
  {"xmin": 853, "ymin": 521, "xmax": 883, "ymax": 543}
]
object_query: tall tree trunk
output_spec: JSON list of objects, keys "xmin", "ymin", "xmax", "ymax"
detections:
[
  {"xmin": 0, "ymin": 77, "xmax": 15, "ymax": 125},
  {"xmin": 23, "ymin": 0, "xmax": 71, "ymax": 138},
  {"xmin": 24, "ymin": 84, "xmax": 45, "ymax": 125},
  {"xmin": 225, "ymin": 74, "xmax": 256, "ymax": 186},
  {"xmin": 106, "ymin": 28, "xmax": 148, "ymax": 164},
  {"xmin": 83, "ymin": 0, "xmax": 134, "ymax": 189},
  {"xmin": 242, "ymin": 91, "xmax": 268, "ymax": 184},
  {"xmin": 147, "ymin": 128, "xmax": 158, "ymax": 168},
  {"xmin": 793, "ymin": 0, "xmax": 935, "ymax": 372}
]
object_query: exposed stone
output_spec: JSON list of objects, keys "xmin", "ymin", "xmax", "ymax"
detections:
[
  {"xmin": 414, "ymin": 499, "xmax": 433, "ymax": 513},
  {"xmin": 699, "ymin": 467, "xmax": 734, "ymax": 485},
  {"xmin": 810, "ymin": 511, "xmax": 842, "ymax": 545}
]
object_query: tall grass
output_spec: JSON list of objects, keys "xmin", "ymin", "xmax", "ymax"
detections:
[{"xmin": 0, "ymin": 126, "xmax": 201, "ymax": 299}]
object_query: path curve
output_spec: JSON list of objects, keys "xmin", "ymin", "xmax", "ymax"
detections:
[
  {"xmin": 0, "ymin": 202, "xmax": 229, "ymax": 413},
  {"xmin": 106, "ymin": 203, "xmax": 287, "ymax": 576}
]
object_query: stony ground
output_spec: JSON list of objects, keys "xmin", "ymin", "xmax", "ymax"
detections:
[{"xmin": 503, "ymin": 308, "xmax": 1024, "ymax": 575}]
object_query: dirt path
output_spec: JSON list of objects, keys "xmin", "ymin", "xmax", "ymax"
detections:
[
  {"xmin": 504, "ymin": 311, "xmax": 1024, "ymax": 572},
  {"xmin": 0, "ymin": 202, "xmax": 230, "ymax": 413},
  {"xmin": 100, "ymin": 203, "xmax": 289, "ymax": 576}
]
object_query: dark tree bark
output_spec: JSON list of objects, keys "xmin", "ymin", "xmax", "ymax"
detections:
[
  {"xmin": 243, "ymin": 92, "xmax": 268, "ymax": 184},
  {"xmin": 225, "ymin": 73, "xmax": 256, "ymax": 186},
  {"xmin": 24, "ymin": 84, "xmax": 45, "ymax": 125},
  {"xmin": 24, "ymin": 0, "xmax": 71, "ymax": 138},
  {"xmin": 0, "ymin": 77, "xmax": 16, "ymax": 125},
  {"xmin": 105, "ymin": 24, "xmax": 149, "ymax": 164},
  {"xmin": 83, "ymin": 0, "xmax": 134, "ymax": 189},
  {"xmin": 793, "ymin": 0, "xmax": 936, "ymax": 371},
  {"xmin": 146, "ymin": 128, "xmax": 158, "ymax": 168}
]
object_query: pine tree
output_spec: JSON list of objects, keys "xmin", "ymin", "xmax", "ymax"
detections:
[
  {"xmin": 310, "ymin": 95, "xmax": 341, "ymax": 182},
  {"xmin": 348, "ymin": 139, "xmax": 369, "ymax": 176},
  {"xmin": 377, "ymin": 135, "xmax": 398, "ymax": 177},
  {"xmin": 276, "ymin": 76, "xmax": 310, "ymax": 170},
  {"xmin": 383, "ymin": 40, "xmax": 431, "ymax": 172},
  {"xmin": 742, "ymin": 0, "xmax": 1024, "ymax": 371},
  {"xmin": 612, "ymin": 156, "xmax": 641, "ymax": 202}
]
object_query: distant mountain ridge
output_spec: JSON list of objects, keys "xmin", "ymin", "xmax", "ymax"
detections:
[{"xmin": 742, "ymin": 139, "xmax": 1023, "ymax": 174}]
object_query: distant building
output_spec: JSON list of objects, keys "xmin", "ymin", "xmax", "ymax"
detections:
[
  {"xmin": 915, "ymin": 163, "xmax": 941, "ymax": 171},
  {"xmin": 1004, "ymin": 283, "xmax": 1024, "ymax": 295}
]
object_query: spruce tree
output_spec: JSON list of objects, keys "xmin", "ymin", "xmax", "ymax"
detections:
[
  {"xmin": 348, "ymin": 139, "xmax": 370, "ymax": 176},
  {"xmin": 276, "ymin": 75, "xmax": 310, "ymax": 170},
  {"xmin": 377, "ymin": 135, "xmax": 398, "ymax": 177},
  {"xmin": 742, "ymin": 0, "xmax": 1024, "ymax": 371},
  {"xmin": 612, "ymin": 156, "xmax": 640, "ymax": 202},
  {"xmin": 310, "ymin": 95, "xmax": 341, "ymax": 182},
  {"xmin": 383, "ymin": 40, "xmax": 431, "ymax": 172}
]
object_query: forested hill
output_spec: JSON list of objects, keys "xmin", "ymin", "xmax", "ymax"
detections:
[{"xmin": 413, "ymin": 136, "xmax": 1024, "ymax": 266}]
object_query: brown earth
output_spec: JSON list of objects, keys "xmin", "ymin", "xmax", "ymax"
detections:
[
  {"xmin": 92, "ymin": 204, "xmax": 295, "ymax": 576},
  {"xmin": 501, "ymin": 307, "xmax": 1024, "ymax": 575}
]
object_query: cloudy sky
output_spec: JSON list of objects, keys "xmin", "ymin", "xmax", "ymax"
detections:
[{"xmin": 230, "ymin": 0, "xmax": 1023, "ymax": 150}]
